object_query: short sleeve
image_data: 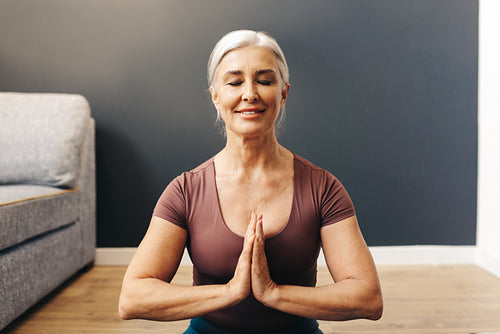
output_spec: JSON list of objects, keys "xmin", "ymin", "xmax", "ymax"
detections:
[
  {"xmin": 320, "ymin": 171, "xmax": 356, "ymax": 227},
  {"xmin": 153, "ymin": 175, "xmax": 187, "ymax": 229}
]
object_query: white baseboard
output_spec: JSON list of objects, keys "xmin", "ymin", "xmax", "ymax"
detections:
[
  {"xmin": 95, "ymin": 247, "xmax": 137, "ymax": 266},
  {"xmin": 476, "ymin": 248, "xmax": 500, "ymax": 278},
  {"xmin": 367, "ymin": 245, "xmax": 477, "ymax": 265},
  {"xmin": 95, "ymin": 245, "xmax": 477, "ymax": 267}
]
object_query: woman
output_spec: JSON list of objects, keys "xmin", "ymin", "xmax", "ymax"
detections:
[{"xmin": 119, "ymin": 30, "xmax": 383, "ymax": 334}]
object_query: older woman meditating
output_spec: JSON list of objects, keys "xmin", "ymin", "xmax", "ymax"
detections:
[{"xmin": 119, "ymin": 30, "xmax": 383, "ymax": 334}]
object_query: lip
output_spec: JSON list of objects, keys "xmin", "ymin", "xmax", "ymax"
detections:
[{"xmin": 235, "ymin": 107, "xmax": 265, "ymax": 113}]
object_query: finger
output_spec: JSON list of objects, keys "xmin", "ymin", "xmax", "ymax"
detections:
[
  {"xmin": 253, "ymin": 215, "xmax": 265, "ymax": 258},
  {"xmin": 241, "ymin": 213, "xmax": 257, "ymax": 256},
  {"xmin": 242, "ymin": 231, "xmax": 255, "ymax": 257},
  {"xmin": 244, "ymin": 212, "xmax": 256, "ymax": 238},
  {"xmin": 255, "ymin": 214, "xmax": 264, "ymax": 243},
  {"xmin": 251, "ymin": 215, "xmax": 273, "ymax": 298},
  {"xmin": 249, "ymin": 212, "xmax": 258, "ymax": 233}
]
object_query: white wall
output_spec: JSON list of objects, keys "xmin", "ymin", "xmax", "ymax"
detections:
[{"xmin": 477, "ymin": 0, "xmax": 500, "ymax": 278}]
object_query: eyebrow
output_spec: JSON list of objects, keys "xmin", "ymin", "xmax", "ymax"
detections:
[
  {"xmin": 222, "ymin": 69, "xmax": 277, "ymax": 77},
  {"xmin": 223, "ymin": 70, "xmax": 243, "ymax": 77},
  {"xmin": 255, "ymin": 69, "xmax": 276, "ymax": 75}
]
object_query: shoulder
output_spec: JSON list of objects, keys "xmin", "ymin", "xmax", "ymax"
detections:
[
  {"xmin": 293, "ymin": 153, "xmax": 348, "ymax": 196},
  {"xmin": 188, "ymin": 156, "xmax": 215, "ymax": 175},
  {"xmin": 153, "ymin": 156, "xmax": 215, "ymax": 225},
  {"xmin": 293, "ymin": 155, "xmax": 356, "ymax": 225},
  {"xmin": 292, "ymin": 153, "xmax": 355, "ymax": 224},
  {"xmin": 293, "ymin": 153, "xmax": 326, "ymax": 172},
  {"xmin": 165, "ymin": 156, "xmax": 215, "ymax": 204},
  {"xmin": 293, "ymin": 153, "xmax": 336, "ymax": 181},
  {"xmin": 172, "ymin": 156, "xmax": 215, "ymax": 185}
]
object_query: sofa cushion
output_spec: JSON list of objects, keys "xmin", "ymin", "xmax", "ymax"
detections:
[
  {"xmin": 0, "ymin": 92, "xmax": 90, "ymax": 188},
  {"xmin": 0, "ymin": 185, "xmax": 80, "ymax": 252}
]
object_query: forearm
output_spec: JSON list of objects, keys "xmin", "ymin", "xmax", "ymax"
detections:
[
  {"xmin": 119, "ymin": 277, "xmax": 238, "ymax": 321},
  {"xmin": 263, "ymin": 279, "xmax": 383, "ymax": 321}
]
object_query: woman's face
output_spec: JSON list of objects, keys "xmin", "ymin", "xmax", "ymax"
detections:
[{"xmin": 210, "ymin": 46, "xmax": 289, "ymax": 139}]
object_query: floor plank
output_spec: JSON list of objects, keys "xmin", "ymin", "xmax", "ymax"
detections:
[{"xmin": 3, "ymin": 265, "xmax": 500, "ymax": 333}]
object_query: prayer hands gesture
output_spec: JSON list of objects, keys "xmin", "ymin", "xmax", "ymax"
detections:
[{"xmin": 227, "ymin": 212, "xmax": 278, "ymax": 305}]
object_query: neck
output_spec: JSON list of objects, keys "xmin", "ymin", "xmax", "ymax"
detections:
[{"xmin": 216, "ymin": 129, "xmax": 289, "ymax": 173}]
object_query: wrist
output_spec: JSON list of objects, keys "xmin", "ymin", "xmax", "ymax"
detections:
[
  {"xmin": 225, "ymin": 279, "xmax": 249, "ymax": 305},
  {"xmin": 259, "ymin": 282, "xmax": 280, "ymax": 307}
]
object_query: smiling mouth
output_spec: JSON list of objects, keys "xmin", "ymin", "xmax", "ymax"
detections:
[
  {"xmin": 236, "ymin": 109, "xmax": 265, "ymax": 115},
  {"xmin": 239, "ymin": 111, "xmax": 263, "ymax": 115}
]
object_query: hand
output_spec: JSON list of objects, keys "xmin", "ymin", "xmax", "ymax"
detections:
[
  {"xmin": 226, "ymin": 212, "xmax": 257, "ymax": 303},
  {"xmin": 251, "ymin": 214, "xmax": 278, "ymax": 305}
]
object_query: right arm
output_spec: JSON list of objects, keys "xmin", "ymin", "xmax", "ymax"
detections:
[{"xmin": 118, "ymin": 215, "xmax": 256, "ymax": 321}]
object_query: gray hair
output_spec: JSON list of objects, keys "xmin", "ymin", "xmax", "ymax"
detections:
[{"xmin": 207, "ymin": 30, "xmax": 290, "ymax": 133}]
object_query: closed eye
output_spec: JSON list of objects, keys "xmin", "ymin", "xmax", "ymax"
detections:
[
  {"xmin": 227, "ymin": 81, "xmax": 243, "ymax": 86},
  {"xmin": 257, "ymin": 80, "xmax": 272, "ymax": 85}
]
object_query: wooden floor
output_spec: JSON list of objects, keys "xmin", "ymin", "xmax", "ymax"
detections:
[{"xmin": 3, "ymin": 265, "xmax": 500, "ymax": 334}]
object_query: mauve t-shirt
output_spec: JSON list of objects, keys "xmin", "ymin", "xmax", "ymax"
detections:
[{"xmin": 153, "ymin": 154, "xmax": 355, "ymax": 332}]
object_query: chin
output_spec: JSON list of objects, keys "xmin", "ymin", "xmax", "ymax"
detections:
[{"xmin": 232, "ymin": 126, "xmax": 275, "ymax": 139}]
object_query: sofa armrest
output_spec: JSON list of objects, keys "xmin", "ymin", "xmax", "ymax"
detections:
[{"xmin": 77, "ymin": 117, "xmax": 96, "ymax": 265}]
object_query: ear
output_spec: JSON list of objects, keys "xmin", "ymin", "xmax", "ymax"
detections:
[
  {"xmin": 280, "ymin": 83, "xmax": 290, "ymax": 109},
  {"xmin": 210, "ymin": 86, "xmax": 220, "ymax": 111}
]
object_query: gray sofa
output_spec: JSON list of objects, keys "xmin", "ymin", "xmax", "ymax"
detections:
[{"xmin": 0, "ymin": 92, "xmax": 96, "ymax": 330}]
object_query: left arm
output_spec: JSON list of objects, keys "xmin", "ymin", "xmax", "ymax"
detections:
[{"xmin": 251, "ymin": 215, "xmax": 383, "ymax": 321}]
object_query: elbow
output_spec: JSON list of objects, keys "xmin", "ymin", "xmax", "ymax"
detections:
[
  {"xmin": 365, "ymin": 290, "xmax": 383, "ymax": 320},
  {"xmin": 345, "ymin": 282, "xmax": 382, "ymax": 321},
  {"xmin": 118, "ymin": 292, "xmax": 137, "ymax": 320},
  {"xmin": 118, "ymin": 298, "xmax": 132, "ymax": 320}
]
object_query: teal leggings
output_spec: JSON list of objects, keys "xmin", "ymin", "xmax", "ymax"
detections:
[{"xmin": 183, "ymin": 317, "xmax": 323, "ymax": 334}]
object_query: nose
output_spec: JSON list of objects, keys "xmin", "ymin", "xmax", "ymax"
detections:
[{"xmin": 242, "ymin": 83, "xmax": 258, "ymax": 102}]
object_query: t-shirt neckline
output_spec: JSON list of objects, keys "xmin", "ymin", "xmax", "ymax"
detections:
[{"xmin": 210, "ymin": 154, "xmax": 297, "ymax": 240}]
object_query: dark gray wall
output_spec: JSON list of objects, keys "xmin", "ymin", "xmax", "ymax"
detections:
[{"xmin": 0, "ymin": 0, "xmax": 477, "ymax": 247}]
